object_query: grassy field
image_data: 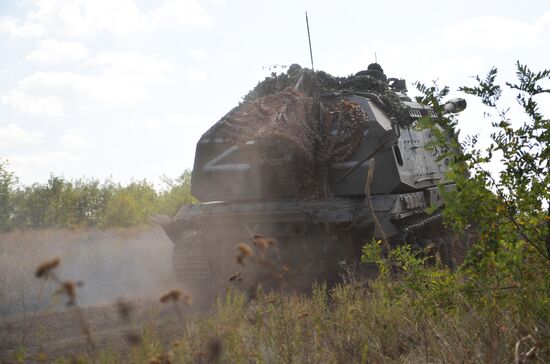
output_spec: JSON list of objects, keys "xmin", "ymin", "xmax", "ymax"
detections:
[{"xmin": 1, "ymin": 226, "xmax": 548, "ymax": 363}]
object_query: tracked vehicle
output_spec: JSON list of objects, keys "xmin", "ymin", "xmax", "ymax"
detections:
[{"xmin": 155, "ymin": 63, "xmax": 468, "ymax": 294}]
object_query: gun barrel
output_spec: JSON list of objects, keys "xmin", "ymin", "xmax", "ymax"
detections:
[{"xmin": 443, "ymin": 98, "xmax": 467, "ymax": 114}]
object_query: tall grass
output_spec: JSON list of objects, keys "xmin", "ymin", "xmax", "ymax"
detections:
[
  {"xmin": 2, "ymin": 233, "xmax": 548, "ymax": 363},
  {"xmin": 97, "ymin": 279, "xmax": 548, "ymax": 363}
]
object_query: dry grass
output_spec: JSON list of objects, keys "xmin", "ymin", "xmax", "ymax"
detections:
[
  {"xmin": 84, "ymin": 283, "xmax": 548, "ymax": 364},
  {"xmin": 1, "ymin": 227, "xmax": 548, "ymax": 363}
]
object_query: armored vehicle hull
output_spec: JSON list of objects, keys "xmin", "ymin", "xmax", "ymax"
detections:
[{"xmin": 156, "ymin": 64, "xmax": 469, "ymax": 296}]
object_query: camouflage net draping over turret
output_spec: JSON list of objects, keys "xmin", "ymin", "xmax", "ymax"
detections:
[
  {"xmin": 213, "ymin": 65, "xmax": 407, "ymax": 198},
  {"xmin": 216, "ymin": 89, "xmax": 365, "ymax": 198},
  {"xmin": 244, "ymin": 64, "xmax": 410, "ymax": 122}
]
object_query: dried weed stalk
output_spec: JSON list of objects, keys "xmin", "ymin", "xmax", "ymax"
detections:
[
  {"xmin": 34, "ymin": 257, "xmax": 97, "ymax": 360},
  {"xmin": 34, "ymin": 257, "xmax": 60, "ymax": 279},
  {"xmin": 236, "ymin": 243, "xmax": 254, "ymax": 266},
  {"xmin": 159, "ymin": 288, "xmax": 192, "ymax": 323}
]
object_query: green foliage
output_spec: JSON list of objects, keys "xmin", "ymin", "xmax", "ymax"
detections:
[
  {"xmin": 94, "ymin": 282, "xmax": 548, "ymax": 363},
  {"xmin": 407, "ymin": 61, "xmax": 550, "ymax": 357},
  {"xmin": 0, "ymin": 159, "xmax": 18, "ymax": 232},
  {"xmin": 347, "ymin": 62, "xmax": 550, "ymax": 362},
  {"xmin": 156, "ymin": 171, "xmax": 195, "ymax": 217},
  {"xmin": 0, "ymin": 168, "xmax": 195, "ymax": 230},
  {"xmin": 100, "ymin": 181, "xmax": 158, "ymax": 227},
  {"xmin": 416, "ymin": 62, "xmax": 549, "ymax": 261}
]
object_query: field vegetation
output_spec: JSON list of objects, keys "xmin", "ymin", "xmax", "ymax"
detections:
[
  {"xmin": 0, "ymin": 168, "xmax": 194, "ymax": 230},
  {"xmin": 0, "ymin": 62, "xmax": 548, "ymax": 363}
]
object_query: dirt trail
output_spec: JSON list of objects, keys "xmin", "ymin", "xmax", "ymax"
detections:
[
  {"xmin": 0, "ymin": 226, "xmax": 194, "ymax": 362},
  {"xmin": 0, "ymin": 300, "xmax": 199, "ymax": 362}
]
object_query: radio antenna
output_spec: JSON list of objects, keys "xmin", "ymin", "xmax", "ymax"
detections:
[{"xmin": 305, "ymin": 11, "xmax": 315, "ymax": 72}]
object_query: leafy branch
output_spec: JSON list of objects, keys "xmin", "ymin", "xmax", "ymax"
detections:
[{"xmin": 417, "ymin": 62, "xmax": 550, "ymax": 262}]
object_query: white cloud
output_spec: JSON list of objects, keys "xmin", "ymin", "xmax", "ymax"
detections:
[
  {"xmin": 0, "ymin": 123, "xmax": 43, "ymax": 147},
  {"xmin": 190, "ymin": 50, "xmax": 208, "ymax": 61},
  {"xmin": 184, "ymin": 69, "xmax": 208, "ymax": 82},
  {"xmin": 8, "ymin": 151, "xmax": 81, "ymax": 166},
  {"xmin": 27, "ymin": 38, "xmax": 89, "ymax": 65},
  {"xmin": 62, "ymin": 132, "xmax": 93, "ymax": 149},
  {"xmin": 3, "ymin": 52, "xmax": 176, "ymax": 115},
  {"xmin": 330, "ymin": 43, "xmax": 487, "ymax": 88},
  {"xmin": 445, "ymin": 12, "xmax": 550, "ymax": 50},
  {"xmin": 150, "ymin": 0, "xmax": 212, "ymax": 28},
  {"xmin": 0, "ymin": 0, "xmax": 212, "ymax": 38},
  {"xmin": 0, "ymin": 16, "xmax": 46, "ymax": 37},
  {"xmin": 88, "ymin": 51, "xmax": 175, "ymax": 84}
]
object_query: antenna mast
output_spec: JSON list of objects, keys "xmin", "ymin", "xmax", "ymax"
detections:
[{"xmin": 305, "ymin": 11, "xmax": 315, "ymax": 72}]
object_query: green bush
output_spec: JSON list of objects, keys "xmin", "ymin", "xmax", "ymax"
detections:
[
  {"xmin": 100, "ymin": 181, "xmax": 158, "ymax": 227},
  {"xmin": 0, "ymin": 159, "xmax": 17, "ymax": 232},
  {"xmin": 156, "ymin": 171, "xmax": 195, "ymax": 217},
  {"xmin": 0, "ymin": 169, "xmax": 194, "ymax": 230},
  {"xmin": 413, "ymin": 61, "xmax": 550, "ymax": 351}
]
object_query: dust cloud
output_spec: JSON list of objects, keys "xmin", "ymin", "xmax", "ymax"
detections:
[{"xmin": 0, "ymin": 226, "xmax": 178, "ymax": 316}]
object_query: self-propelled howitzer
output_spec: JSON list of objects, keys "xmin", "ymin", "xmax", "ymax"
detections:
[{"xmin": 154, "ymin": 63, "xmax": 470, "ymax": 295}]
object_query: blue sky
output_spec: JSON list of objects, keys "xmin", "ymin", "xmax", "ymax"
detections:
[{"xmin": 1, "ymin": 0, "xmax": 549, "ymax": 185}]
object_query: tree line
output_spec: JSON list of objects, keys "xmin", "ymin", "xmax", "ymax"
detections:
[{"xmin": 0, "ymin": 165, "xmax": 194, "ymax": 231}]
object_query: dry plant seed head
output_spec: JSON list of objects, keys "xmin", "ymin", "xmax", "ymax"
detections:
[
  {"xmin": 253, "ymin": 236, "xmax": 268, "ymax": 250},
  {"xmin": 55, "ymin": 280, "xmax": 81, "ymax": 306},
  {"xmin": 148, "ymin": 354, "xmax": 173, "ymax": 364},
  {"xmin": 116, "ymin": 299, "xmax": 134, "ymax": 321},
  {"xmin": 237, "ymin": 243, "xmax": 253, "ymax": 257},
  {"xmin": 35, "ymin": 257, "xmax": 60, "ymax": 278},
  {"xmin": 228, "ymin": 271, "xmax": 242, "ymax": 282},
  {"xmin": 253, "ymin": 235, "xmax": 276, "ymax": 249},
  {"xmin": 124, "ymin": 332, "xmax": 142, "ymax": 346},
  {"xmin": 160, "ymin": 289, "xmax": 182, "ymax": 303},
  {"xmin": 236, "ymin": 243, "xmax": 254, "ymax": 266},
  {"xmin": 155, "ymin": 353, "xmax": 173, "ymax": 364}
]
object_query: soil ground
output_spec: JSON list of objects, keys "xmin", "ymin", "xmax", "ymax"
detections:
[
  {"xmin": 0, "ymin": 226, "xmax": 191, "ymax": 363},
  {"xmin": 0, "ymin": 299, "xmax": 199, "ymax": 363}
]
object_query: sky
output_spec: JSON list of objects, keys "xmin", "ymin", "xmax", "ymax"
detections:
[{"xmin": 0, "ymin": 0, "xmax": 549, "ymax": 186}]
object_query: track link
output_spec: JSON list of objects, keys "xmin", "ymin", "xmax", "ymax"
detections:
[{"xmin": 172, "ymin": 231, "xmax": 212, "ymax": 287}]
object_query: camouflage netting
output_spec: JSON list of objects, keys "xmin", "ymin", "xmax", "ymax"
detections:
[
  {"xmin": 243, "ymin": 64, "xmax": 410, "ymax": 122},
  {"xmin": 212, "ymin": 64, "xmax": 406, "ymax": 198}
]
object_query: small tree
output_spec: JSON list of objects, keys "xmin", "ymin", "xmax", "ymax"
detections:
[
  {"xmin": 0, "ymin": 159, "xmax": 17, "ymax": 231},
  {"xmin": 416, "ymin": 62, "xmax": 549, "ymax": 264}
]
